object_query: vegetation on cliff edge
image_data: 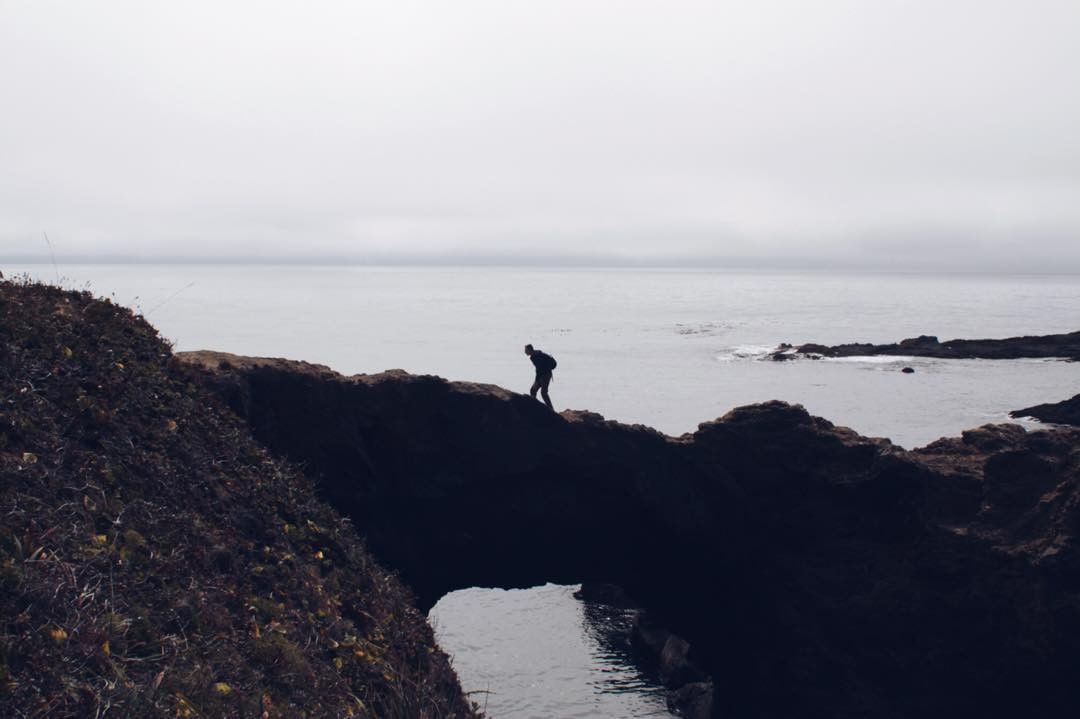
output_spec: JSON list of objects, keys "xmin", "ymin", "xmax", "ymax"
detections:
[{"xmin": 0, "ymin": 279, "xmax": 478, "ymax": 718}]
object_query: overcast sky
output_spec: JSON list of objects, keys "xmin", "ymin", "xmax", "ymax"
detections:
[{"xmin": 2, "ymin": 1, "xmax": 1078, "ymax": 269}]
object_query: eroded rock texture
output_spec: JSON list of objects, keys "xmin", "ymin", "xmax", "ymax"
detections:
[{"xmin": 182, "ymin": 351, "xmax": 1080, "ymax": 719}]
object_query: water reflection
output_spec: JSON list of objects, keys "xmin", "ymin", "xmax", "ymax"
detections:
[
  {"xmin": 429, "ymin": 584, "xmax": 674, "ymax": 718},
  {"xmin": 580, "ymin": 599, "xmax": 668, "ymax": 701}
]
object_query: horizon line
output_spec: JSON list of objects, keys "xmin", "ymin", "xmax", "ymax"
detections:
[{"xmin": 3, "ymin": 253, "xmax": 1080, "ymax": 276}]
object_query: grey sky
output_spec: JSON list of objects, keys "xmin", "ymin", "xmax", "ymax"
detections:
[{"xmin": 2, "ymin": 1, "xmax": 1079, "ymax": 269}]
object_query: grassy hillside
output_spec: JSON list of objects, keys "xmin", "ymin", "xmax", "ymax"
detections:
[{"xmin": 0, "ymin": 279, "xmax": 477, "ymax": 718}]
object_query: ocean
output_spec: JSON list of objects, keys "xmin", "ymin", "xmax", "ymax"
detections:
[{"xmin": 7, "ymin": 263, "xmax": 1080, "ymax": 717}]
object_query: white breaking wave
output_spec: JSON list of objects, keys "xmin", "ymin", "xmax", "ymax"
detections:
[
  {"xmin": 716, "ymin": 348, "xmax": 927, "ymax": 364},
  {"xmin": 715, "ymin": 345, "xmax": 777, "ymax": 362},
  {"xmin": 822, "ymin": 355, "xmax": 920, "ymax": 364}
]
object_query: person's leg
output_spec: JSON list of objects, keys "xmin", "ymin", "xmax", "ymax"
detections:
[
  {"xmin": 539, "ymin": 374, "xmax": 554, "ymax": 410},
  {"xmin": 530, "ymin": 377, "xmax": 542, "ymax": 399}
]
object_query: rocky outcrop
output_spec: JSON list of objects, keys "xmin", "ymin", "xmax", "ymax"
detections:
[
  {"xmin": 0, "ymin": 283, "xmax": 477, "ymax": 718},
  {"xmin": 769, "ymin": 330, "xmax": 1080, "ymax": 360},
  {"xmin": 182, "ymin": 350, "xmax": 1080, "ymax": 719},
  {"xmin": 1011, "ymin": 394, "xmax": 1080, "ymax": 426}
]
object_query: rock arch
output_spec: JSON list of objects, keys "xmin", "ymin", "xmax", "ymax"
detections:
[{"xmin": 182, "ymin": 352, "xmax": 1080, "ymax": 719}]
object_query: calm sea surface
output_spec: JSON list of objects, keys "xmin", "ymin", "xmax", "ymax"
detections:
[{"xmin": 8, "ymin": 263, "xmax": 1080, "ymax": 717}]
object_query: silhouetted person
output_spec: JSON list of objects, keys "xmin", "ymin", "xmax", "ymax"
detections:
[{"xmin": 524, "ymin": 343, "xmax": 556, "ymax": 410}]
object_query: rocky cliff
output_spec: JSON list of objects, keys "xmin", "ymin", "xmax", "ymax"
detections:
[
  {"xmin": 181, "ymin": 351, "xmax": 1080, "ymax": 719},
  {"xmin": 0, "ymin": 281, "xmax": 477, "ymax": 718}
]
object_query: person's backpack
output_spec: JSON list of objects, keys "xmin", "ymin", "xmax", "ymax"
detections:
[{"xmin": 538, "ymin": 351, "xmax": 557, "ymax": 372}]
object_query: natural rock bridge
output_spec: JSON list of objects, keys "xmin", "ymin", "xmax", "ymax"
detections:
[{"xmin": 181, "ymin": 352, "xmax": 1080, "ymax": 719}]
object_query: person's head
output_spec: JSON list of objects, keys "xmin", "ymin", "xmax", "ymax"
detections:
[{"xmin": 524, "ymin": 344, "xmax": 534, "ymax": 356}]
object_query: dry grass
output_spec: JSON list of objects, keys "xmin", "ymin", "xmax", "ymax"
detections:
[{"xmin": 0, "ymin": 278, "xmax": 478, "ymax": 718}]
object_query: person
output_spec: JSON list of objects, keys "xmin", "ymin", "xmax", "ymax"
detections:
[{"xmin": 524, "ymin": 344, "xmax": 556, "ymax": 410}]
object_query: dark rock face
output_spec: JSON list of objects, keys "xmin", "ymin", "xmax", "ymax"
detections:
[
  {"xmin": 770, "ymin": 330, "xmax": 1080, "ymax": 360},
  {"xmin": 182, "ymin": 351, "xmax": 1080, "ymax": 719},
  {"xmin": 1011, "ymin": 394, "xmax": 1080, "ymax": 426}
]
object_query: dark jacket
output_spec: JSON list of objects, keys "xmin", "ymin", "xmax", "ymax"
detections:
[{"xmin": 530, "ymin": 350, "xmax": 556, "ymax": 375}]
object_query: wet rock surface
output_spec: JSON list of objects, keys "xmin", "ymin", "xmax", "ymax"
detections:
[
  {"xmin": 182, "ymin": 350, "xmax": 1080, "ymax": 719},
  {"xmin": 769, "ymin": 330, "xmax": 1080, "ymax": 360}
]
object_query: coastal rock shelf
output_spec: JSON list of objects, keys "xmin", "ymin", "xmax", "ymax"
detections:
[
  {"xmin": 1012, "ymin": 393, "xmax": 1080, "ymax": 427},
  {"xmin": 181, "ymin": 350, "xmax": 1080, "ymax": 719},
  {"xmin": 769, "ymin": 330, "xmax": 1080, "ymax": 361}
]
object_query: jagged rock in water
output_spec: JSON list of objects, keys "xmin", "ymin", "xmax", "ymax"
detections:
[
  {"xmin": 1011, "ymin": 393, "xmax": 1080, "ymax": 427},
  {"xmin": 769, "ymin": 330, "xmax": 1080, "ymax": 361}
]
